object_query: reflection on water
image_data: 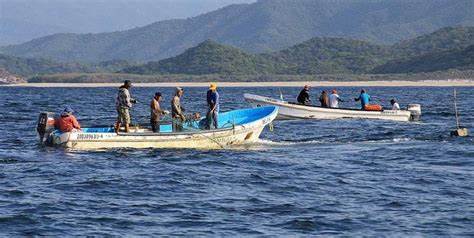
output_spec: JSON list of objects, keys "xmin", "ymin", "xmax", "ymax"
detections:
[{"xmin": 0, "ymin": 86, "xmax": 473, "ymax": 236}]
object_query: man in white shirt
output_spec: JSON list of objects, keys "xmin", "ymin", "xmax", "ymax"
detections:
[
  {"xmin": 329, "ymin": 89, "xmax": 343, "ymax": 108},
  {"xmin": 391, "ymin": 99, "xmax": 400, "ymax": 110}
]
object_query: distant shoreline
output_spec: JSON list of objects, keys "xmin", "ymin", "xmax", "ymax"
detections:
[{"xmin": 2, "ymin": 80, "xmax": 474, "ymax": 88}]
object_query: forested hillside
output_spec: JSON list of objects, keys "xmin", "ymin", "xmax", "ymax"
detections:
[
  {"xmin": 373, "ymin": 46, "xmax": 474, "ymax": 74},
  {"xmin": 266, "ymin": 38, "xmax": 391, "ymax": 74},
  {"xmin": 2, "ymin": 26, "xmax": 474, "ymax": 77},
  {"xmin": 122, "ymin": 40, "xmax": 275, "ymax": 75},
  {"xmin": 0, "ymin": 54, "xmax": 133, "ymax": 76},
  {"xmin": 2, "ymin": 0, "xmax": 473, "ymax": 63},
  {"xmin": 122, "ymin": 27, "xmax": 474, "ymax": 75},
  {"xmin": 392, "ymin": 27, "xmax": 474, "ymax": 58}
]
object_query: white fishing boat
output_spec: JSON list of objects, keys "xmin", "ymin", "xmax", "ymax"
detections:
[
  {"xmin": 244, "ymin": 93, "xmax": 421, "ymax": 122},
  {"xmin": 37, "ymin": 106, "xmax": 278, "ymax": 150}
]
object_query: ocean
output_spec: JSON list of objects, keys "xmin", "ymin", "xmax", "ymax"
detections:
[{"xmin": 0, "ymin": 86, "xmax": 473, "ymax": 236}]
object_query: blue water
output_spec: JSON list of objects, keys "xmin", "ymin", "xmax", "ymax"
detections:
[{"xmin": 0, "ymin": 86, "xmax": 473, "ymax": 236}]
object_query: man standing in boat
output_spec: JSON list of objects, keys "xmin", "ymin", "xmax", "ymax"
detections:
[
  {"xmin": 150, "ymin": 92, "xmax": 168, "ymax": 133},
  {"xmin": 354, "ymin": 89, "xmax": 371, "ymax": 109},
  {"xmin": 297, "ymin": 85, "xmax": 311, "ymax": 105},
  {"xmin": 319, "ymin": 90, "xmax": 329, "ymax": 108},
  {"xmin": 206, "ymin": 83, "xmax": 220, "ymax": 129},
  {"xmin": 171, "ymin": 87, "xmax": 186, "ymax": 132},
  {"xmin": 329, "ymin": 89, "xmax": 343, "ymax": 108},
  {"xmin": 115, "ymin": 80, "xmax": 136, "ymax": 133}
]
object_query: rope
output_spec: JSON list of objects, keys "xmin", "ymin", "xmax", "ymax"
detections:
[
  {"xmin": 171, "ymin": 116, "xmax": 228, "ymax": 149},
  {"xmin": 126, "ymin": 113, "xmax": 233, "ymax": 149}
]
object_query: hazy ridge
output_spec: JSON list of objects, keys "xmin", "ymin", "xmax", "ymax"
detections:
[{"xmin": 2, "ymin": 0, "xmax": 474, "ymax": 62}]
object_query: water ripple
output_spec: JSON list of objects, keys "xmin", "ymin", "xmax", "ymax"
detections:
[{"xmin": 0, "ymin": 86, "xmax": 472, "ymax": 236}]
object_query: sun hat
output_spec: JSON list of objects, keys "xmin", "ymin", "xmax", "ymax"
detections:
[
  {"xmin": 209, "ymin": 83, "xmax": 217, "ymax": 90},
  {"xmin": 61, "ymin": 105, "xmax": 74, "ymax": 116},
  {"xmin": 63, "ymin": 105, "xmax": 74, "ymax": 114}
]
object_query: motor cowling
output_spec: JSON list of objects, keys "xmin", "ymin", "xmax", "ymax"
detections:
[
  {"xmin": 407, "ymin": 104, "xmax": 421, "ymax": 121},
  {"xmin": 37, "ymin": 112, "xmax": 55, "ymax": 143}
]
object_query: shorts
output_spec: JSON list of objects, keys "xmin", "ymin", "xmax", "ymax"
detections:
[{"xmin": 117, "ymin": 107, "xmax": 130, "ymax": 124}]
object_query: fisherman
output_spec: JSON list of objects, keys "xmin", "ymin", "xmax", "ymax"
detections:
[
  {"xmin": 150, "ymin": 92, "xmax": 168, "ymax": 133},
  {"xmin": 55, "ymin": 106, "xmax": 81, "ymax": 133},
  {"xmin": 115, "ymin": 80, "xmax": 137, "ymax": 133},
  {"xmin": 354, "ymin": 89, "xmax": 371, "ymax": 109},
  {"xmin": 171, "ymin": 87, "xmax": 186, "ymax": 132},
  {"xmin": 319, "ymin": 90, "xmax": 329, "ymax": 108},
  {"xmin": 329, "ymin": 89, "xmax": 343, "ymax": 108},
  {"xmin": 206, "ymin": 83, "xmax": 220, "ymax": 129},
  {"xmin": 297, "ymin": 85, "xmax": 311, "ymax": 105},
  {"xmin": 391, "ymin": 98, "xmax": 400, "ymax": 110}
]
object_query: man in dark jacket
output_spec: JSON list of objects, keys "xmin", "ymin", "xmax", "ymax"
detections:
[{"xmin": 297, "ymin": 85, "xmax": 311, "ymax": 105}]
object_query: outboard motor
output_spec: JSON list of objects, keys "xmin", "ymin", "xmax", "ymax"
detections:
[
  {"xmin": 407, "ymin": 104, "xmax": 421, "ymax": 121},
  {"xmin": 36, "ymin": 112, "xmax": 55, "ymax": 143}
]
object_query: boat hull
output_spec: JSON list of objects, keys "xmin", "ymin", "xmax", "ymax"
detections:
[
  {"xmin": 244, "ymin": 93, "xmax": 416, "ymax": 122},
  {"xmin": 46, "ymin": 106, "xmax": 278, "ymax": 150}
]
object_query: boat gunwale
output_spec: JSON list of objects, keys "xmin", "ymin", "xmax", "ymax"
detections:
[
  {"xmin": 244, "ymin": 93, "xmax": 411, "ymax": 115},
  {"xmin": 62, "ymin": 106, "xmax": 278, "ymax": 137},
  {"xmin": 115, "ymin": 125, "xmax": 237, "ymax": 137}
]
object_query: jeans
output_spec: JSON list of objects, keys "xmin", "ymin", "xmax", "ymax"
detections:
[{"xmin": 206, "ymin": 110, "xmax": 219, "ymax": 129}]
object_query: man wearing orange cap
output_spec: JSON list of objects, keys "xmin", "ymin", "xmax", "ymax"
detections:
[
  {"xmin": 206, "ymin": 83, "xmax": 220, "ymax": 129},
  {"xmin": 329, "ymin": 89, "xmax": 343, "ymax": 108}
]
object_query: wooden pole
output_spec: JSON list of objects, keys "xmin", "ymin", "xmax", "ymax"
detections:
[
  {"xmin": 451, "ymin": 88, "xmax": 469, "ymax": 137},
  {"xmin": 454, "ymin": 88, "xmax": 460, "ymax": 129}
]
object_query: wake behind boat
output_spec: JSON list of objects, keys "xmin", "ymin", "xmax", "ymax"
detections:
[
  {"xmin": 244, "ymin": 94, "xmax": 421, "ymax": 122},
  {"xmin": 37, "ymin": 106, "xmax": 278, "ymax": 150}
]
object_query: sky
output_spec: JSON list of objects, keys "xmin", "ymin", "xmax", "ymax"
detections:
[{"xmin": 0, "ymin": 0, "xmax": 256, "ymax": 45}]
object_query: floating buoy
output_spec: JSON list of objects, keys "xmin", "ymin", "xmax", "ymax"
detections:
[
  {"xmin": 451, "ymin": 89, "xmax": 469, "ymax": 137},
  {"xmin": 451, "ymin": 128, "xmax": 469, "ymax": 137}
]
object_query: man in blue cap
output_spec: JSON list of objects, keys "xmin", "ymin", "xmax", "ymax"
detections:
[{"xmin": 55, "ymin": 106, "xmax": 81, "ymax": 132}]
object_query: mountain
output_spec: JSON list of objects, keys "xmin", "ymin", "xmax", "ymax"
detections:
[
  {"xmin": 122, "ymin": 40, "xmax": 274, "ymax": 75},
  {"xmin": 0, "ymin": 54, "xmax": 134, "ymax": 76},
  {"xmin": 372, "ymin": 45, "xmax": 474, "ymax": 74},
  {"xmin": 373, "ymin": 26, "xmax": 474, "ymax": 73},
  {"xmin": 2, "ymin": 0, "xmax": 474, "ymax": 63},
  {"xmin": 2, "ymin": 26, "xmax": 472, "ymax": 77},
  {"xmin": 392, "ymin": 27, "xmax": 474, "ymax": 57},
  {"xmin": 266, "ymin": 38, "xmax": 391, "ymax": 74},
  {"xmin": 0, "ymin": 18, "xmax": 70, "ymax": 46},
  {"xmin": 122, "ymin": 38, "xmax": 390, "ymax": 75},
  {"xmin": 122, "ymin": 27, "xmax": 474, "ymax": 75},
  {"xmin": 0, "ymin": 54, "xmax": 89, "ymax": 76},
  {"xmin": 0, "ymin": 0, "xmax": 255, "ymax": 45},
  {"xmin": 0, "ymin": 68, "xmax": 26, "ymax": 84}
]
